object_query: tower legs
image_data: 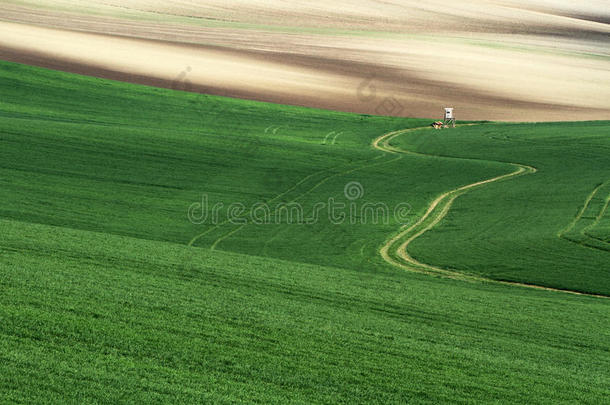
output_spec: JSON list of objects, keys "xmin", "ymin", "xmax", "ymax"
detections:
[{"xmin": 443, "ymin": 118, "xmax": 455, "ymax": 128}]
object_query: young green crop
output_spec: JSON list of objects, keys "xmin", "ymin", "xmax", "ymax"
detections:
[
  {"xmin": 1, "ymin": 219, "xmax": 609, "ymax": 403},
  {"xmin": 0, "ymin": 60, "xmax": 609, "ymax": 403},
  {"xmin": 392, "ymin": 123, "xmax": 610, "ymax": 295},
  {"xmin": 0, "ymin": 60, "xmax": 501, "ymax": 277}
]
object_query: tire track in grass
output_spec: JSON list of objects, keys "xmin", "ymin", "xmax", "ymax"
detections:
[
  {"xmin": 585, "ymin": 195, "xmax": 610, "ymax": 243},
  {"xmin": 208, "ymin": 157, "xmax": 387, "ymax": 250},
  {"xmin": 558, "ymin": 182, "xmax": 604, "ymax": 238},
  {"xmin": 192, "ymin": 127, "xmax": 400, "ymax": 249},
  {"xmin": 214, "ymin": 154, "xmax": 403, "ymax": 252},
  {"xmin": 187, "ymin": 167, "xmax": 330, "ymax": 247},
  {"xmin": 374, "ymin": 126, "xmax": 608, "ymax": 298},
  {"xmin": 559, "ymin": 181, "xmax": 610, "ymax": 251}
]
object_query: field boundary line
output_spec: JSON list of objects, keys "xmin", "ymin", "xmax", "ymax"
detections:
[{"xmin": 374, "ymin": 126, "xmax": 608, "ymax": 299}]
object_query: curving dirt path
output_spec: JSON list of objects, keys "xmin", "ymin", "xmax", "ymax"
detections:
[{"xmin": 373, "ymin": 126, "xmax": 608, "ymax": 298}]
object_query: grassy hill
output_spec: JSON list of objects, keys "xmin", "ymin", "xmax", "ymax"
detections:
[
  {"xmin": 0, "ymin": 60, "xmax": 609, "ymax": 402},
  {"xmin": 0, "ymin": 60, "xmax": 504, "ymax": 275},
  {"xmin": 392, "ymin": 123, "xmax": 610, "ymax": 294},
  {"xmin": 2, "ymin": 220, "xmax": 609, "ymax": 403}
]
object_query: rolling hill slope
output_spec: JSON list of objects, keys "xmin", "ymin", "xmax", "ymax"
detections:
[
  {"xmin": 2, "ymin": 60, "xmax": 608, "ymax": 293},
  {"xmin": 2, "ymin": 219, "xmax": 609, "ymax": 403},
  {"xmin": 0, "ymin": 60, "xmax": 609, "ymax": 402},
  {"xmin": 391, "ymin": 123, "xmax": 610, "ymax": 294}
]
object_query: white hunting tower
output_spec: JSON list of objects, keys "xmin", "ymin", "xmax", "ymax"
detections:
[{"xmin": 443, "ymin": 107, "xmax": 456, "ymax": 128}]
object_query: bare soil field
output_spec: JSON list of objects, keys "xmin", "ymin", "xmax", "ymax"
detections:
[{"xmin": 1, "ymin": 0, "xmax": 609, "ymax": 120}]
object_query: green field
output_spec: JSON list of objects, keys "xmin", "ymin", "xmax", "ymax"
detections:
[
  {"xmin": 391, "ymin": 122, "xmax": 610, "ymax": 294},
  {"xmin": 1, "ymin": 60, "xmax": 609, "ymax": 402}
]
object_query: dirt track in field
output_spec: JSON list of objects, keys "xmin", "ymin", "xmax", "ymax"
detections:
[
  {"xmin": 373, "ymin": 126, "xmax": 608, "ymax": 298},
  {"xmin": 1, "ymin": 1, "xmax": 609, "ymax": 121}
]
